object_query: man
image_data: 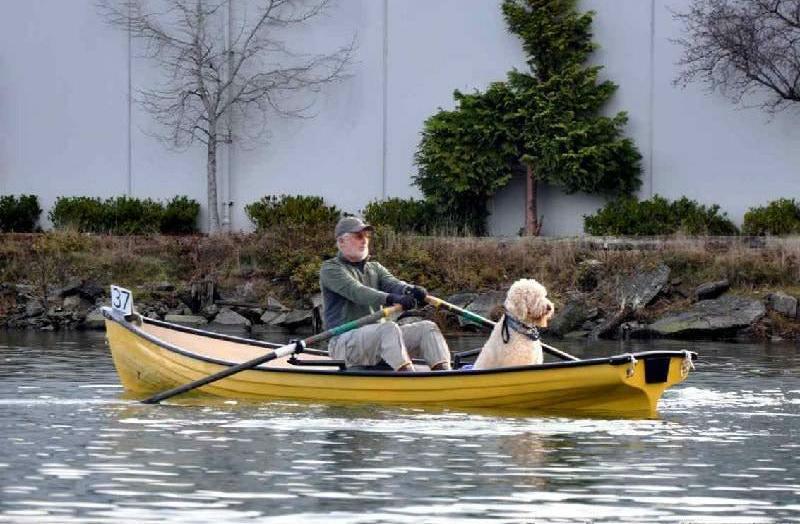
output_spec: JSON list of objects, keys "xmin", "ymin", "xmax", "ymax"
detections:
[{"xmin": 320, "ymin": 216, "xmax": 452, "ymax": 372}]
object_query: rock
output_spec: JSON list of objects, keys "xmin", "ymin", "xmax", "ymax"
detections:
[
  {"xmin": 25, "ymin": 300, "xmax": 45, "ymax": 318},
  {"xmin": 63, "ymin": 295, "xmax": 93, "ymax": 312},
  {"xmin": 695, "ymin": 279, "xmax": 730, "ymax": 301},
  {"xmin": 619, "ymin": 263, "xmax": 670, "ymax": 311},
  {"xmin": 548, "ymin": 293, "xmax": 595, "ymax": 338},
  {"xmin": 278, "ymin": 309, "xmax": 313, "ymax": 329},
  {"xmin": 260, "ymin": 310, "xmax": 285, "ymax": 324},
  {"xmin": 646, "ymin": 295, "xmax": 766, "ymax": 339},
  {"xmin": 155, "ymin": 282, "xmax": 175, "ymax": 292},
  {"xmin": 211, "ymin": 308, "xmax": 251, "ymax": 326},
  {"xmin": 202, "ymin": 303, "xmax": 220, "ymax": 318},
  {"xmin": 164, "ymin": 314, "xmax": 208, "ymax": 326},
  {"xmin": 77, "ymin": 280, "xmax": 105, "ymax": 302},
  {"xmin": 462, "ymin": 291, "xmax": 505, "ymax": 327},
  {"xmin": 766, "ymin": 291, "xmax": 798, "ymax": 318},
  {"xmin": 265, "ymin": 297, "xmax": 289, "ymax": 312},
  {"xmin": 576, "ymin": 259, "xmax": 603, "ymax": 292},
  {"xmin": 82, "ymin": 308, "xmax": 107, "ymax": 330},
  {"xmin": 55, "ymin": 279, "xmax": 83, "ymax": 298},
  {"xmin": 445, "ymin": 292, "xmax": 478, "ymax": 309}
]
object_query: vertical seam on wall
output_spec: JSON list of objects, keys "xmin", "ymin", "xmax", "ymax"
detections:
[
  {"xmin": 127, "ymin": 5, "xmax": 133, "ymax": 196},
  {"xmin": 648, "ymin": 0, "xmax": 656, "ymax": 197},
  {"xmin": 381, "ymin": 0, "xmax": 388, "ymax": 199}
]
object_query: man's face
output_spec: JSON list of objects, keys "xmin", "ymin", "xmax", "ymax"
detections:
[{"xmin": 338, "ymin": 231, "xmax": 370, "ymax": 262}]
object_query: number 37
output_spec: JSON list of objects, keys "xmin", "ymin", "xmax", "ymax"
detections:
[{"xmin": 110, "ymin": 285, "xmax": 133, "ymax": 316}]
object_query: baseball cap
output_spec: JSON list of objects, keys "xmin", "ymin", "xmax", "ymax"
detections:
[{"xmin": 334, "ymin": 216, "xmax": 374, "ymax": 238}]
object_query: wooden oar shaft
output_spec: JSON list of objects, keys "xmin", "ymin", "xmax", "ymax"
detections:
[
  {"xmin": 142, "ymin": 304, "xmax": 403, "ymax": 404},
  {"xmin": 425, "ymin": 295, "xmax": 580, "ymax": 362}
]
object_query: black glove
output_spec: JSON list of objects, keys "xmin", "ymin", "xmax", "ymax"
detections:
[
  {"xmin": 386, "ymin": 293, "xmax": 415, "ymax": 311},
  {"xmin": 405, "ymin": 285, "xmax": 428, "ymax": 303}
]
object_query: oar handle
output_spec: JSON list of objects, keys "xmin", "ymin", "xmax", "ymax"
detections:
[
  {"xmin": 142, "ymin": 304, "xmax": 403, "ymax": 404},
  {"xmin": 425, "ymin": 295, "xmax": 579, "ymax": 362}
]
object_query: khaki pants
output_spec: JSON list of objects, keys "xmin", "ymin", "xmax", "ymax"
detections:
[{"xmin": 328, "ymin": 320, "xmax": 450, "ymax": 370}]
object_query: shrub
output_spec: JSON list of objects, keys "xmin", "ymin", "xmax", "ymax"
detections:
[
  {"xmin": 49, "ymin": 196, "xmax": 107, "ymax": 232},
  {"xmin": 584, "ymin": 195, "xmax": 738, "ymax": 236},
  {"xmin": 362, "ymin": 197, "xmax": 435, "ymax": 234},
  {"xmin": 161, "ymin": 196, "xmax": 200, "ymax": 234},
  {"xmin": 50, "ymin": 195, "xmax": 197, "ymax": 235},
  {"xmin": 245, "ymin": 195, "xmax": 341, "ymax": 230},
  {"xmin": 105, "ymin": 196, "xmax": 163, "ymax": 234},
  {"xmin": 742, "ymin": 198, "xmax": 800, "ymax": 236},
  {"xmin": 0, "ymin": 194, "xmax": 41, "ymax": 232}
]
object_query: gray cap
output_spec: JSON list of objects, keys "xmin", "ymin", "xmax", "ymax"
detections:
[{"xmin": 335, "ymin": 216, "xmax": 373, "ymax": 238}]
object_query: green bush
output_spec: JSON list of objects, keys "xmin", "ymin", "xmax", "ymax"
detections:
[
  {"xmin": 105, "ymin": 196, "xmax": 163, "ymax": 234},
  {"xmin": 50, "ymin": 195, "xmax": 198, "ymax": 235},
  {"xmin": 584, "ymin": 195, "xmax": 738, "ymax": 236},
  {"xmin": 742, "ymin": 198, "xmax": 800, "ymax": 236},
  {"xmin": 49, "ymin": 196, "xmax": 107, "ymax": 232},
  {"xmin": 0, "ymin": 194, "xmax": 41, "ymax": 232},
  {"xmin": 362, "ymin": 198, "xmax": 435, "ymax": 234},
  {"xmin": 245, "ymin": 195, "xmax": 341, "ymax": 230},
  {"xmin": 161, "ymin": 196, "xmax": 200, "ymax": 234}
]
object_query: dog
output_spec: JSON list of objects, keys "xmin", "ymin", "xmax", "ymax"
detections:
[{"xmin": 472, "ymin": 279, "xmax": 555, "ymax": 369}]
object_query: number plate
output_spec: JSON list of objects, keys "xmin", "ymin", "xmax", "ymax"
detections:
[{"xmin": 110, "ymin": 285, "xmax": 133, "ymax": 316}]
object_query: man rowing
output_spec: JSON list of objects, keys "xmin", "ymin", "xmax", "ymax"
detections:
[{"xmin": 319, "ymin": 216, "xmax": 452, "ymax": 372}]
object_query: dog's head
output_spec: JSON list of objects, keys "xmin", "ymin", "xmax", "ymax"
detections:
[{"xmin": 504, "ymin": 278, "xmax": 555, "ymax": 328}]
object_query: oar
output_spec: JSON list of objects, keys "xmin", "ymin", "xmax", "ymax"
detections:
[
  {"xmin": 424, "ymin": 295, "xmax": 580, "ymax": 361},
  {"xmin": 142, "ymin": 304, "xmax": 404, "ymax": 404}
]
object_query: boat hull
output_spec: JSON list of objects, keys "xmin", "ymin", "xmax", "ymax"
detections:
[{"xmin": 104, "ymin": 313, "xmax": 695, "ymax": 417}]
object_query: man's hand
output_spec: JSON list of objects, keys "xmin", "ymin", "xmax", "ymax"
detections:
[
  {"xmin": 405, "ymin": 285, "xmax": 428, "ymax": 303},
  {"xmin": 386, "ymin": 293, "xmax": 415, "ymax": 310}
]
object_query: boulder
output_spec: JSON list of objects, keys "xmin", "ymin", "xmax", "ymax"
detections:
[
  {"xmin": 211, "ymin": 308, "xmax": 251, "ymax": 326},
  {"xmin": 278, "ymin": 309, "xmax": 313, "ymax": 329},
  {"xmin": 25, "ymin": 300, "xmax": 45, "ymax": 318},
  {"xmin": 265, "ymin": 297, "xmax": 290, "ymax": 312},
  {"xmin": 646, "ymin": 295, "xmax": 766, "ymax": 339},
  {"xmin": 82, "ymin": 307, "xmax": 107, "ymax": 330},
  {"xmin": 766, "ymin": 291, "xmax": 797, "ymax": 319},
  {"xmin": 445, "ymin": 292, "xmax": 478, "ymax": 309},
  {"xmin": 260, "ymin": 310, "xmax": 286, "ymax": 324},
  {"xmin": 619, "ymin": 263, "xmax": 670, "ymax": 311},
  {"xmin": 548, "ymin": 293, "xmax": 596, "ymax": 338},
  {"xmin": 164, "ymin": 314, "xmax": 208, "ymax": 326},
  {"xmin": 694, "ymin": 279, "xmax": 730, "ymax": 301},
  {"xmin": 461, "ymin": 291, "xmax": 505, "ymax": 327},
  {"xmin": 576, "ymin": 259, "xmax": 603, "ymax": 292}
]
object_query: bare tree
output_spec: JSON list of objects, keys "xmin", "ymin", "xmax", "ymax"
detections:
[
  {"xmin": 99, "ymin": 0, "xmax": 354, "ymax": 232},
  {"xmin": 673, "ymin": 0, "xmax": 800, "ymax": 113}
]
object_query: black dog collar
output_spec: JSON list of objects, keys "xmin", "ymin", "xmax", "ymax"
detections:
[{"xmin": 501, "ymin": 311, "xmax": 541, "ymax": 343}]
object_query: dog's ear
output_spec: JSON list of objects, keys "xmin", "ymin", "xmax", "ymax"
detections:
[{"xmin": 504, "ymin": 281, "xmax": 529, "ymax": 320}]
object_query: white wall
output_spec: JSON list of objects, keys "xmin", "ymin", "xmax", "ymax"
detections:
[{"xmin": 1, "ymin": 0, "xmax": 798, "ymax": 235}]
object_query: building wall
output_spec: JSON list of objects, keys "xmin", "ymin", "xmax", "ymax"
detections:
[{"xmin": 1, "ymin": 0, "xmax": 798, "ymax": 235}]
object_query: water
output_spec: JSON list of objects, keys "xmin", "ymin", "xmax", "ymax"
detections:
[{"xmin": 1, "ymin": 329, "xmax": 799, "ymax": 523}]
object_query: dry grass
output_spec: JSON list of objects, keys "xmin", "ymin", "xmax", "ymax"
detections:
[{"xmin": 2, "ymin": 232, "xmax": 800, "ymax": 312}]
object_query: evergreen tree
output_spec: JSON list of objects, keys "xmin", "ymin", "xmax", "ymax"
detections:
[{"xmin": 414, "ymin": 0, "xmax": 641, "ymax": 235}]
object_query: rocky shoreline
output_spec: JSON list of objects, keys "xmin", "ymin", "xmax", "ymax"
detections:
[{"xmin": 1, "ymin": 260, "xmax": 798, "ymax": 341}]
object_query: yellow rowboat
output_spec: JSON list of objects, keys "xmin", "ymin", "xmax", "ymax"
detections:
[{"xmin": 102, "ymin": 307, "xmax": 696, "ymax": 417}]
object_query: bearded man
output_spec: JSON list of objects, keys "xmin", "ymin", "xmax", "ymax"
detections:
[{"xmin": 319, "ymin": 216, "xmax": 451, "ymax": 372}]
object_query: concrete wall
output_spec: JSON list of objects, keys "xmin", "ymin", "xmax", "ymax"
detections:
[{"xmin": 1, "ymin": 0, "xmax": 798, "ymax": 235}]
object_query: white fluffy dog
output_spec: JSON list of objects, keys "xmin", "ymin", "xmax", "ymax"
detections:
[{"xmin": 473, "ymin": 279, "xmax": 555, "ymax": 369}]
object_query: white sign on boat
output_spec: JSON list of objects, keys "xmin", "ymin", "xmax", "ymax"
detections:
[{"xmin": 110, "ymin": 285, "xmax": 133, "ymax": 316}]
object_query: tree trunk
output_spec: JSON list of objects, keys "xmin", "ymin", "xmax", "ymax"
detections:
[
  {"xmin": 525, "ymin": 164, "xmax": 542, "ymax": 236},
  {"xmin": 207, "ymin": 136, "xmax": 221, "ymax": 233}
]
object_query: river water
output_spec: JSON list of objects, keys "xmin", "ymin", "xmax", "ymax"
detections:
[{"xmin": 0, "ymin": 329, "xmax": 798, "ymax": 523}]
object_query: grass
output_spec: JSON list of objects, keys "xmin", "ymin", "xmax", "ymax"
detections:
[{"xmin": 2, "ymin": 232, "xmax": 800, "ymax": 319}]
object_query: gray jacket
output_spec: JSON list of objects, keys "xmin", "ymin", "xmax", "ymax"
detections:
[{"xmin": 319, "ymin": 253, "xmax": 408, "ymax": 330}]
